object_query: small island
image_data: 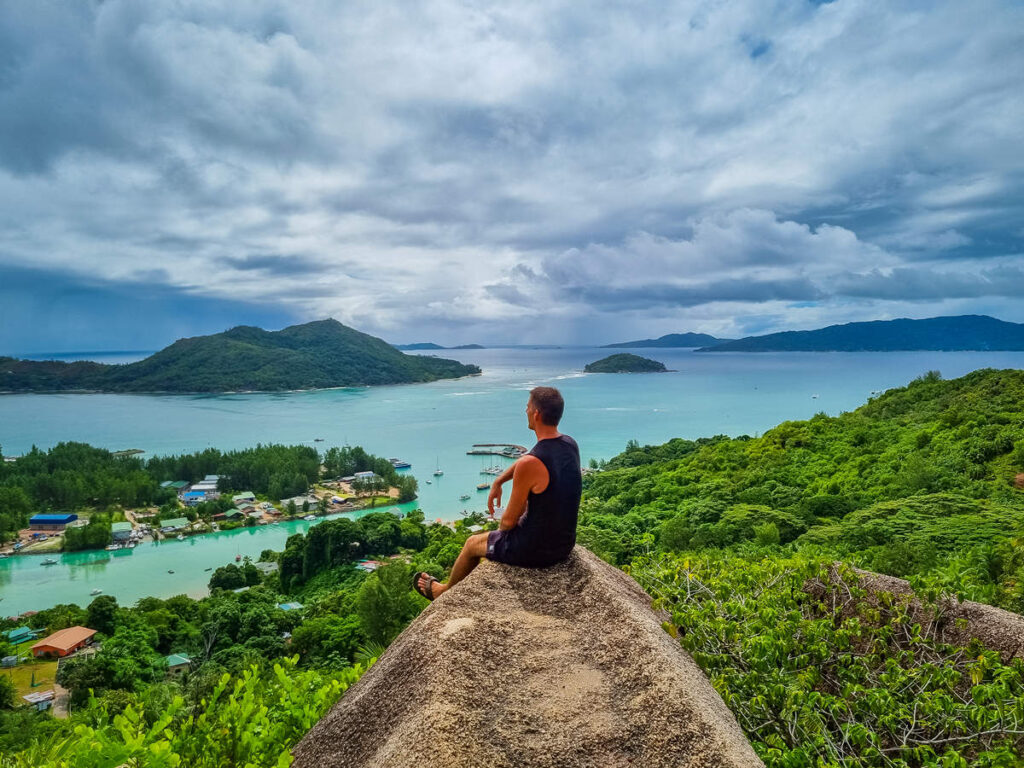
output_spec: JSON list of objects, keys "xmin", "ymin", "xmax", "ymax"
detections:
[{"xmin": 584, "ymin": 353, "xmax": 668, "ymax": 373}]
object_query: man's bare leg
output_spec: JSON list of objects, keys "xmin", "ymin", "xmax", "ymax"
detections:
[{"xmin": 417, "ymin": 532, "xmax": 489, "ymax": 599}]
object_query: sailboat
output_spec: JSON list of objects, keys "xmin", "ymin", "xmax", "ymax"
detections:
[{"xmin": 433, "ymin": 457, "xmax": 443, "ymax": 477}]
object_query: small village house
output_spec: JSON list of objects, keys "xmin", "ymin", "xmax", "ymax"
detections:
[
  {"xmin": 31, "ymin": 626, "xmax": 97, "ymax": 658},
  {"xmin": 166, "ymin": 653, "xmax": 191, "ymax": 677}
]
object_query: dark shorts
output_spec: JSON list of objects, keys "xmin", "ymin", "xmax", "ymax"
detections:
[{"xmin": 486, "ymin": 529, "xmax": 570, "ymax": 569}]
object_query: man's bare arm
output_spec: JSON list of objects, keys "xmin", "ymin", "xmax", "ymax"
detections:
[
  {"xmin": 486, "ymin": 461, "xmax": 518, "ymax": 515},
  {"xmin": 497, "ymin": 457, "xmax": 542, "ymax": 531}
]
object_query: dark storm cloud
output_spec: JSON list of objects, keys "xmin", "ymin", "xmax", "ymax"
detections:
[
  {"xmin": 219, "ymin": 254, "xmax": 328, "ymax": 277},
  {"xmin": 0, "ymin": 265, "xmax": 299, "ymax": 353},
  {"xmin": 563, "ymin": 277, "xmax": 825, "ymax": 311},
  {"xmin": 0, "ymin": 0, "xmax": 1022, "ymax": 347}
]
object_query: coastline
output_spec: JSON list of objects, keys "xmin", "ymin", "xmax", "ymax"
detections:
[{"xmin": 0, "ymin": 372, "xmax": 483, "ymax": 397}]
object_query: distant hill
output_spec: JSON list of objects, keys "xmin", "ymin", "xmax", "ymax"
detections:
[
  {"xmin": 699, "ymin": 315, "xmax": 1024, "ymax": 352},
  {"xmin": 603, "ymin": 332, "xmax": 731, "ymax": 348},
  {"xmin": 450, "ymin": 344, "xmax": 485, "ymax": 349},
  {"xmin": 0, "ymin": 320, "xmax": 481, "ymax": 393},
  {"xmin": 584, "ymin": 353, "xmax": 668, "ymax": 373}
]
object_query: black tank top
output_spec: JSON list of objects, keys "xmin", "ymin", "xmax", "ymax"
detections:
[{"xmin": 516, "ymin": 434, "xmax": 582, "ymax": 561}]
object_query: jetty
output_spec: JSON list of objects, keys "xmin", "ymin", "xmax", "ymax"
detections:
[{"xmin": 466, "ymin": 443, "xmax": 527, "ymax": 459}]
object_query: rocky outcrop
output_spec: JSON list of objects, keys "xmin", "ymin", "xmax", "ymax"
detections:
[
  {"xmin": 293, "ymin": 547, "xmax": 763, "ymax": 768},
  {"xmin": 804, "ymin": 563, "xmax": 1024, "ymax": 662}
]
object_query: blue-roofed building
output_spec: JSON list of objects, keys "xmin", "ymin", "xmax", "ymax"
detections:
[
  {"xmin": 28, "ymin": 514, "xmax": 78, "ymax": 531},
  {"xmin": 277, "ymin": 602, "xmax": 304, "ymax": 611},
  {"xmin": 182, "ymin": 491, "xmax": 206, "ymax": 507}
]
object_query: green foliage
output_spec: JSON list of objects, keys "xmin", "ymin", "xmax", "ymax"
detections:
[
  {"xmin": 3, "ymin": 657, "xmax": 366, "ymax": 768},
  {"xmin": 0, "ymin": 318, "xmax": 480, "ymax": 393},
  {"xmin": 354, "ymin": 562, "xmax": 424, "ymax": 645},
  {"xmin": 582, "ymin": 369, "xmax": 1024, "ymax": 576},
  {"xmin": 0, "ymin": 675, "xmax": 15, "ymax": 710},
  {"xmin": 208, "ymin": 562, "xmax": 261, "ymax": 591},
  {"xmin": 147, "ymin": 444, "xmax": 320, "ymax": 499},
  {"xmin": 584, "ymin": 353, "xmax": 667, "ymax": 373},
  {"xmin": 86, "ymin": 595, "xmax": 119, "ymax": 636},
  {"xmin": 280, "ymin": 511, "xmax": 431, "ymax": 591},
  {"xmin": 631, "ymin": 550, "xmax": 1024, "ymax": 766},
  {"xmin": 0, "ymin": 442, "xmax": 159, "ymax": 517},
  {"xmin": 63, "ymin": 517, "xmax": 112, "ymax": 551},
  {"xmin": 57, "ymin": 628, "xmax": 167, "ymax": 708},
  {"xmin": 291, "ymin": 615, "xmax": 364, "ymax": 666},
  {"xmin": 0, "ymin": 486, "xmax": 32, "ymax": 542}
]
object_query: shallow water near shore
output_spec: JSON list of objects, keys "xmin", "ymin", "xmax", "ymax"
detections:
[{"xmin": 2, "ymin": 346, "xmax": 1023, "ymax": 614}]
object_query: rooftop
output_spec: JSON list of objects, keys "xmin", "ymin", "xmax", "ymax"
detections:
[
  {"xmin": 160, "ymin": 517, "xmax": 190, "ymax": 529},
  {"xmin": 28, "ymin": 513, "xmax": 77, "ymax": 524},
  {"xmin": 166, "ymin": 653, "xmax": 191, "ymax": 667},
  {"xmin": 111, "ymin": 521, "xmax": 133, "ymax": 532},
  {"xmin": 31, "ymin": 626, "xmax": 96, "ymax": 653}
]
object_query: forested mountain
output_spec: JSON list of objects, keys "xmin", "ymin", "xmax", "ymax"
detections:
[
  {"xmin": 0, "ymin": 320, "xmax": 480, "ymax": 393},
  {"xmin": 603, "ymin": 332, "xmax": 730, "ymax": 348},
  {"xmin": 700, "ymin": 314, "xmax": 1024, "ymax": 352}
]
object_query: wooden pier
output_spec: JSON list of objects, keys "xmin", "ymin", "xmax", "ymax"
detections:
[{"xmin": 466, "ymin": 443, "xmax": 527, "ymax": 458}]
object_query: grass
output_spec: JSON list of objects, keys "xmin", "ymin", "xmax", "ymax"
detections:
[{"xmin": 2, "ymin": 659, "xmax": 58, "ymax": 698}]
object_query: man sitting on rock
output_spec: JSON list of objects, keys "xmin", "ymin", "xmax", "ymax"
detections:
[{"xmin": 413, "ymin": 386, "xmax": 582, "ymax": 600}]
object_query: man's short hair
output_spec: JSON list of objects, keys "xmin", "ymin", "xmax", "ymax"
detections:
[{"xmin": 529, "ymin": 386, "xmax": 564, "ymax": 426}]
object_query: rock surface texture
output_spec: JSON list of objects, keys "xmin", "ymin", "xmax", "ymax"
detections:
[
  {"xmin": 292, "ymin": 546, "xmax": 763, "ymax": 768},
  {"xmin": 805, "ymin": 563, "xmax": 1024, "ymax": 662}
]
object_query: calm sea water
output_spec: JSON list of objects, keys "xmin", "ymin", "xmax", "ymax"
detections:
[{"xmin": 2, "ymin": 346, "xmax": 1023, "ymax": 614}]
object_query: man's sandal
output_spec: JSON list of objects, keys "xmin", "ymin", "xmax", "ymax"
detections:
[{"xmin": 412, "ymin": 571, "xmax": 440, "ymax": 601}]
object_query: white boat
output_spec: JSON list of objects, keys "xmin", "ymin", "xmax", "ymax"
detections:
[
  {"xmin": 303, "ymin": 514, "xmax": 317, "ymax": 521},
  {"xmin": 90, "ymin": 589, "xmax": 102, "ymax": 596},
  {"xmin": 460, "ymin": 494, "xmax": 471, "ymax": 501},
  {"xmin": 176, "ymin": 534, "xmax": 185, "ymax": 541},
  {"xmin": 425, "ymin": 480, "xmax": 432, "ymax": 485},
  {"xmin": 41, "ymin": 558, "xmax": 58, "ymax": 565},
  {"xmin": 433, "ymin": 457, "xmax": 443, "ymax": 476}
]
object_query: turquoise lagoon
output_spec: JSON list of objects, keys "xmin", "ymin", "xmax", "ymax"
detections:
[{"xmin": 2, "ymin": 346, "xmax": 1023, "ymax": 614}]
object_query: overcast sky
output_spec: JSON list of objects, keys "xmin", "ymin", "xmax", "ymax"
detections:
[{"xmin": 1, "ymin": 0, "xmax": 1022, "ymax": 351}]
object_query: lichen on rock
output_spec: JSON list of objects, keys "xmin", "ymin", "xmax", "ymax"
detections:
[{"xmin": 292, "ymin": 546, "xmax": 763, "ymax": 768}]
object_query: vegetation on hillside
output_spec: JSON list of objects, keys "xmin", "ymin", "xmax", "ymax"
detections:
[
  {"xmin": 584, "ymin": 353, "xmax": 668, "ymax": 373},
  {"xmin": 0, "ymin": 505, "xmax": 489, "ymax": 765},
  {"xmin": 701, "ymin": 314, "xmax": 1024, "ymax": 352},
  {"xmin": 0, "ymin": 319, "xmax": 480, "ymax": 393},
  {"xmin": 3, "ymin": 368, "xmax": 1024, "ymax": 766}
]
